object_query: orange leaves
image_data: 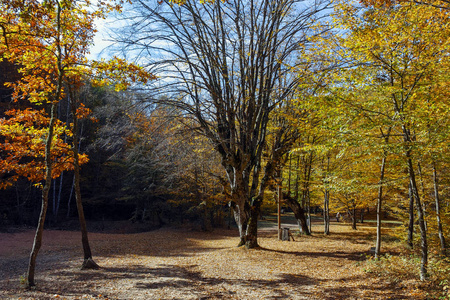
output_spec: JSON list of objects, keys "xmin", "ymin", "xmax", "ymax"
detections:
[
  {"xmin": 0, "ymin": 0, "xmax": 156, "ymax": 190},
  {"xmin": 0, "ymin": 108, "xmax": 87, "ymax": 189}
]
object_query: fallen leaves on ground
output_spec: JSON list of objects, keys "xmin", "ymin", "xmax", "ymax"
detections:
[{"xmin": 0, "ymin": 224, "xmax": 428, "ymax": 299}]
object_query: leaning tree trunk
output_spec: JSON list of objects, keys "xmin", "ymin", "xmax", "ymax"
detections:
[
  {"xmin": 70, "ymin": 89, "xmax": 99, "ymax": 270},
  {"xmin": 283, "ymin": 193, "xmax": 310, "ymax": 235},
  {"xmin": 26, "ymin": 103, "xmax": 58, "ymax": 287}
]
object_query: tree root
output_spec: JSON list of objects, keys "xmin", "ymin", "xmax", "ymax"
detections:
[{"xmin": 81, "ymin": 258, "xmax": 100, "ymax": 270}]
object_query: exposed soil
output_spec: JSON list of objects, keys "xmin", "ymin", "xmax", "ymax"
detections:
[{"xmin": 0, "ymin": 222, "xmax": 427, "ymax": 299}]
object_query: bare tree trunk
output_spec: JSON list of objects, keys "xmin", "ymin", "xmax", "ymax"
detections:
[
  {"xmin": 407, "ymin": 182, "xmax": 414, "ymax": 248},
  {"xmin": 231, "ymin": 189, "xmax": 249, "ymax": 247},
  {"xmin": 245, "ymin": 203, "xmax": 261, "ymax": 248},
  {"xmin": 406, "ymin": 153, "xmax": 428, "ymax": 280},
  {"xmin": 432, "ymin": 162, "xmax": 446, "ymax": 256},
  {"xmin": 295, "ymin": 154, "xmax": 300, "ymax": 203},
  {"xmin": 26, "ymin": 102, "xmax": 57, "ymax": 287},
  {"xmin": 323, "ymin": 156, "xmax": 330, "ymax": 235},
  {"xmin": 66, "ymin": 175, "xmax": 75, "ymax": 218},
  {"xmin": 347, "ymin": 200, "xmax": 357, "ymax": 230},
  {"xmin": 70, "ymin": 89, "xmax": 99, "ymax": 270},
  {"xmin": 283, "ymin": 193, "xmax": 310, "ymax": 235},
  {"xmin": 120, "ymin": 0, "xmax": 328, "ymax": 249},
  {"xmin": 26, "ymin": 2, "xmax": 66, "ymax": 285},
  {"xmin": 375, "ymin": 154, "xmax": 387, "ymax": 259},
  {"xmin": 324, "ymin": 190, "xmax": 330, "ymax": 235},
  {"xmin": 307, "ymin": 190, "xmax": 312, "ymax": 234},
  {"xmin": 416, "ymin": 162, "xmax": 427, "ymax": 232}
]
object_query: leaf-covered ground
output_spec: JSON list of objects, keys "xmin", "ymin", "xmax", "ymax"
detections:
[{"xmin": 0, "ymin": 222, "xmax": 428, "ymax": 299}]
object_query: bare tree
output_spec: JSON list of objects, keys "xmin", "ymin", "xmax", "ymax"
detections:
[{"xmin": 115, "ymin": 0, "xmax": 330, "ymax": 247}]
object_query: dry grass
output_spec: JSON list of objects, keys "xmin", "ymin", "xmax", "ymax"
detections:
[{"xmin": 0, "ymin": 223, "xmax": 429, "ymax": 299}]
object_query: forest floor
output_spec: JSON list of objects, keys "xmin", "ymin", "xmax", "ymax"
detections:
[{"xmin": 0, "ymin": 219, "xmax": 433, "ymax": 300}]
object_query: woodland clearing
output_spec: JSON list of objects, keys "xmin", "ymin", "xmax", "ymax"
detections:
[{"xmin": 0, "ymin": 220, "xmax": 431, "ymax": 300}]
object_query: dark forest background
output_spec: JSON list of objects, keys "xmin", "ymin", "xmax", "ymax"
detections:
[{"xmin": 0, "ymin": 60, "xmax": 239, "ymax": 232}]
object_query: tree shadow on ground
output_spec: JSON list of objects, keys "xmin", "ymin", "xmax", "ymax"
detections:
[
  {"xmin": 259, "ymin": 246, "xmax": 368, "ymax": 262},
  {"xmin": 4, "ymin": 261, "xmax": 420, "ymax": 300},
  {"xmin": 87, "ymin": 228, "xmax": 241, "ymax": 258}
]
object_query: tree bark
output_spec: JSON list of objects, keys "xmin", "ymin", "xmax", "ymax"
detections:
[
  {"xmin": 432, "ymin": 162, "xmax": 446, "ymax": 256},
  {"xmin": 26, "ymin": 2, "xmax": 64, "ymax": 286},
  {"xmin": 350, "ymin": 202, "xmax": 357, "ymax": 230},
  {"xmin": 117, "ymin": 0, "xmax": 328, "ymax": 249},
  {"xmin": 26, "ymin": 116, "xmax": 53, "ymax": 287},
  {"xmin": 70, "ymin": 88, "xmax": 99, "ymax": 270},
  {"xmin": 283, "ymin": 193, "xmax": 310, "ymax": 235},
  {"xmin": 407, "ymin": 182, "xmax": 414, "ymax": 249},
  {"xmin": 324, "ymin": 190, "xmax": 330, "ymax": 235},
  {"xmin": 375, "ymin": 154, "xmax": 387, "ymax": 259},
  {"xmin": 323, "ymin": 156, "xmax": 330, "ymax": 235},
  {"xmin": 26, "ymin": 104, "xmax": 58, "ymax": 287},
  {"xmin": 244, "ymin": 200, "xmax": 262, "ymax": 248},
  {"xmin": 405, "ymin": 148, "xmax": 428, "ymax": 280}
]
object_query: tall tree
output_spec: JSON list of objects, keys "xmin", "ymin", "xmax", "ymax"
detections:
[
  {"xmin": 0, "ymin": 0, "xmax": 152, "ymax": 286},
  {"xmin": 116, "ymin": 0, "xmax": 330, "ymax": 247},
  {"xmin": 319, "ymin": 0, "xmax": 450, "ymax": 279}
]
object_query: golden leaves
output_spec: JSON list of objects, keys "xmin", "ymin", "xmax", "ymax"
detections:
[{"xmin": 90, "ymin": 57, "xmax": 156, "ymax": 91}]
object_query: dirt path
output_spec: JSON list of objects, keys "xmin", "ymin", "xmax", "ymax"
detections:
[{"xmin": 0, "ymin": 225, "xmax": 425, "ymax": 299}]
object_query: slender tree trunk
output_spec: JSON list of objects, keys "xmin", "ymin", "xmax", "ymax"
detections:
[
  {"xmin": 26, "ymin": 2, "xmax": 65, "ymax": 285},
  {"xmin": 432, "ymin": 162, "xmax": 446, "ymax": 256},
  {"xmin": 295, "ymin": 154, "xmax": 300, "ymax": 203},
  {"xmin": 375, "ymin": 154, "xmax": 387, "ymax": 259},
  {"xmin": 52, "ymin": 179, "xmax": 56, "ymax": 220},
  {"xmin": 406, "ymin": 154, "xmax": 428, "ymax": 280},
  {"xmin": 402, "ymin": 123, "xmax": 427, "ymax": 280},
  {"xmin": 305, "ymin": 152, "xmax": 313, "ymax": 233},
  {"xmin": 407, "ymin": 182, "xmax": 414, "ymax": 248},
  {"xmin": 323, "ymin": 156, "xmax": 330, "ymax": 235},
  {"xmin": 288, "ymin": 153, "xmax": 292, "ymax": 195},
  {"xmin": 295, "ymin": 155, "xmax": 302, "ymax": 233},
  {"xmin": 324, "ymin": 190, "xmax": 330, "ymax": 235},
  {"xmin": 307, "ymin": 190, "xmax": 311, "ymax": 234},
  {"xmin": 66, "ymin": 175, "xmax": 75, "ymax": 218},
  {"xmin": 70, "ymin": 90, "xmax": 99, "ymax": 270},
  {"xmin": 26, "ymin": 102, "xmax": 57, "ymax": 287},
  {"xmin": 351, "ymin": 203, "xmax": 357, "ymax": 230},
  {"xmin": 416, "ymin": 162, "xmax": 427, "ymax": 232}
]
